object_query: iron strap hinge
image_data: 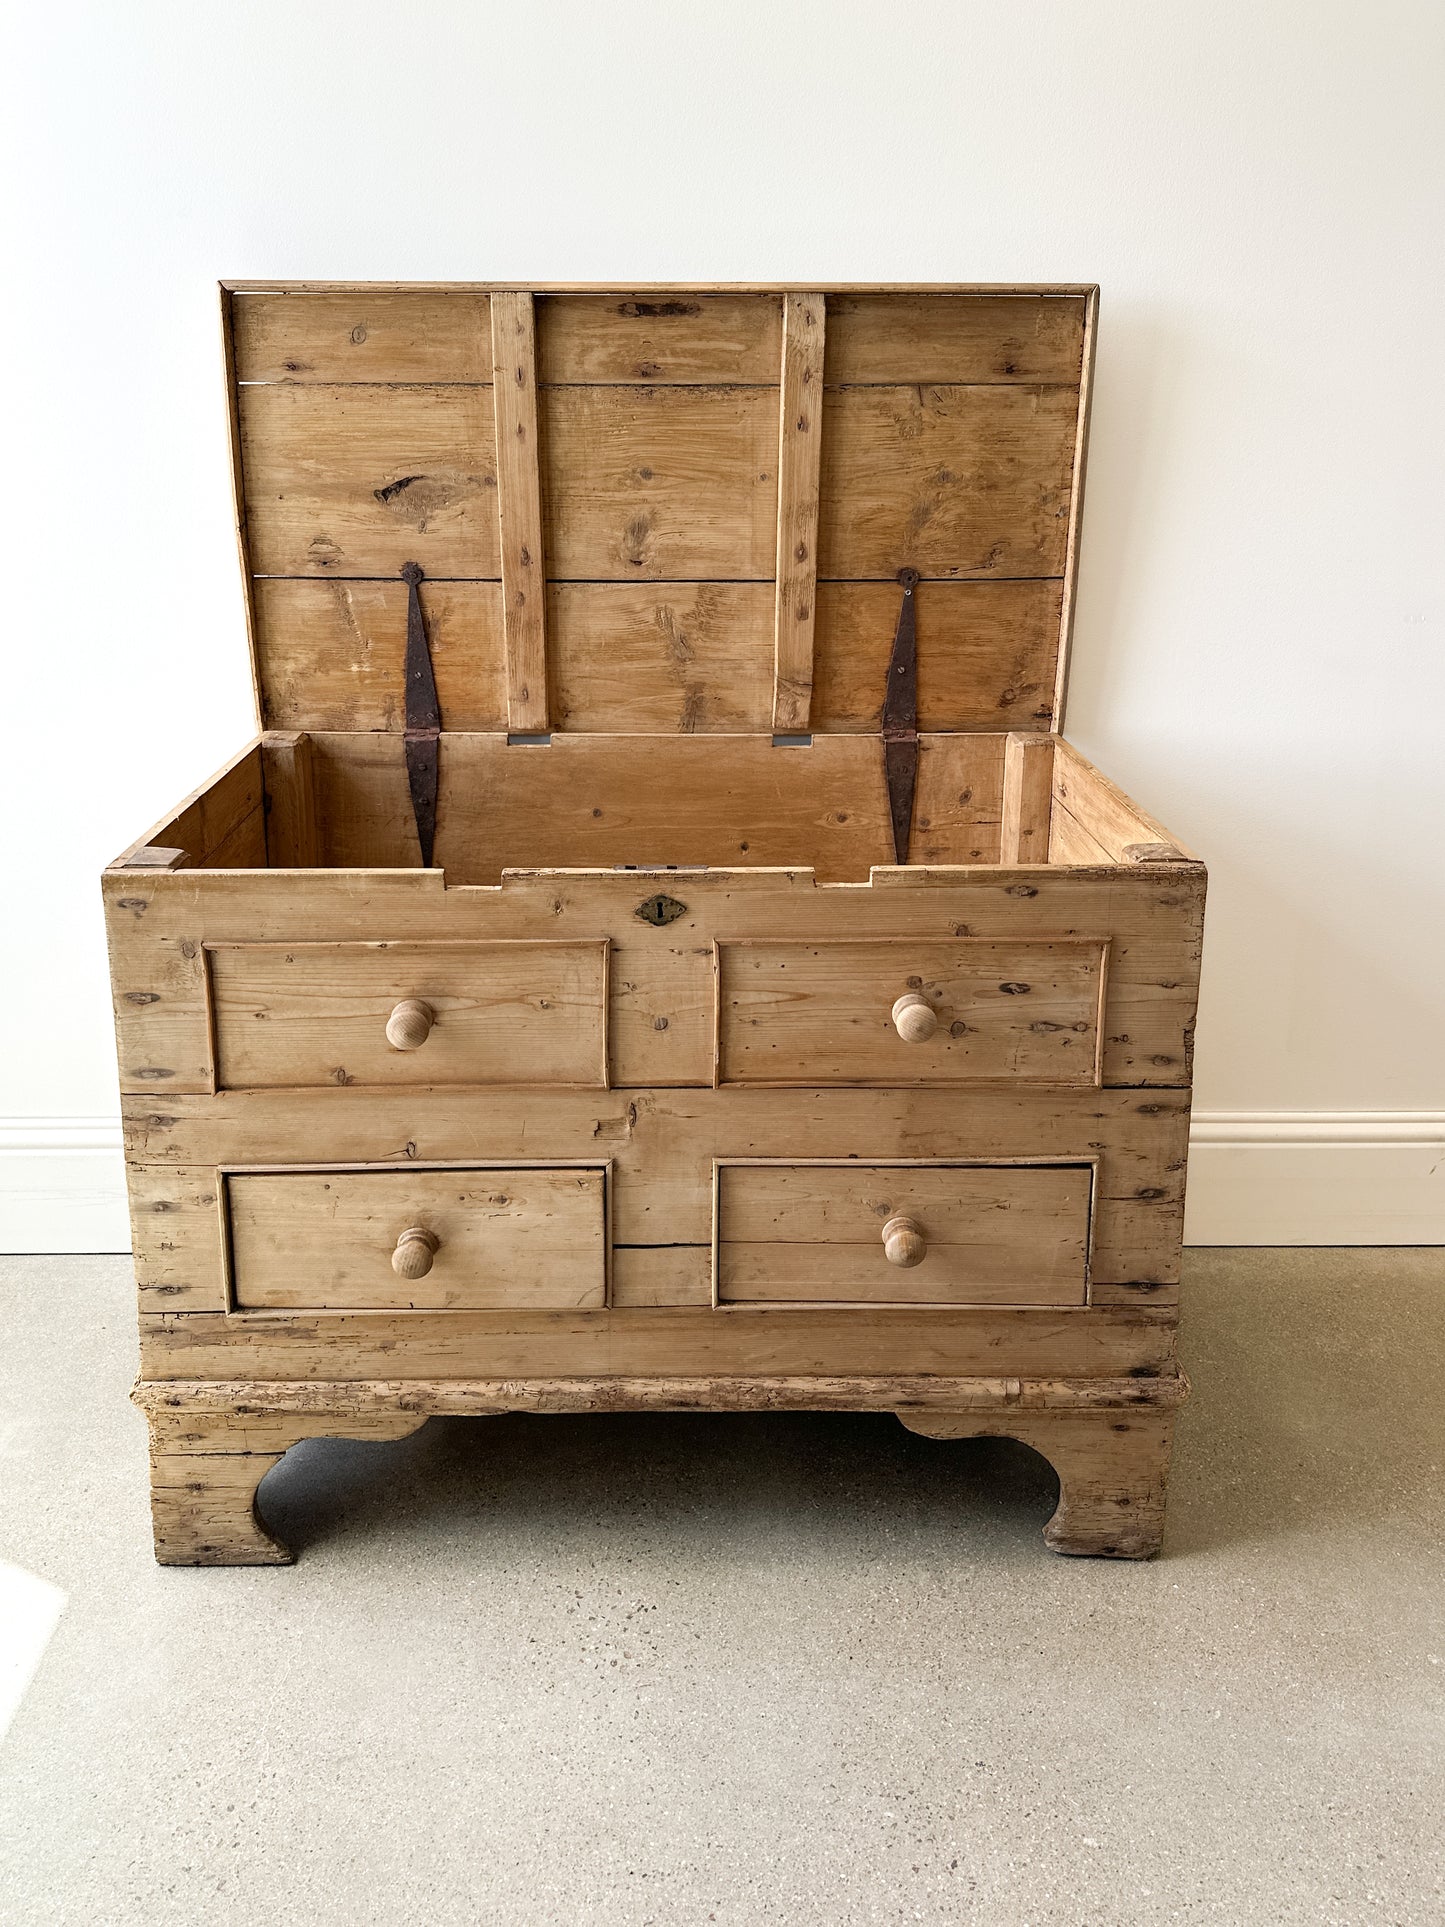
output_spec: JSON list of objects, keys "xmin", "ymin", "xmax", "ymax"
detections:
[
  {"xmin": 881, "ymin": 568, "xmax": 920, "ymax": 865},
  {"xmin": 400, "ymin": 560, "xmax": 441, "ymax": 868}
]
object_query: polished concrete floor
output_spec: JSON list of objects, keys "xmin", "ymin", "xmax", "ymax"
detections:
[{"xmin": 1, "ymin": 1250, "xmax": 1442, "ymax": 1926}]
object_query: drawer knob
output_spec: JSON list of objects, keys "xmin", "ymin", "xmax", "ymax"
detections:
[
  {"xmin": 882, "ymin": 1214, "xmax": 927, "ymax": 1268},
  {"xmin": 391, "ymin": 1227, "xmax": 439, "ymax": 1279},
  {"xmin": 891, "ymin": 992, "xmax": 938, "ymax": 1044},
  {"xmin": 385, "ymin": 998, "xmax": 435, "ymax": 1051}
]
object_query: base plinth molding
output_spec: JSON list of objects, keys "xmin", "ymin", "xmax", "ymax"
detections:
[{"xmin": 134, "ymin": 1372, "xmax": 1186, "ymax": 1566}]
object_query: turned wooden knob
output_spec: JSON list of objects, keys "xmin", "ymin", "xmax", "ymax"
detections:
[
  {"xmin": 882, "ymin": 1215, "xmax": 927, "ymax": 1268},
  {"xmin": 391, "ymin": 1227, "xmax": 439, "ymax": 1279},
  {"xmin": 891, "ymin": 992, "xmax": 938, "ymax": 1044},
  {"xmin": 385, "ymin": 998, "xmax": 434, "ymax": 1051}
]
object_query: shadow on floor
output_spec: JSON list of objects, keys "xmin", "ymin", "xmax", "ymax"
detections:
[{"xmin": 259, "ymin": 1412, "xmax": 1066, "ymax": 1564}]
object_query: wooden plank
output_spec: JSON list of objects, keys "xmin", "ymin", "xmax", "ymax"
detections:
[
  {"xmin": 224, "ymin": 282, "xmax": 1102, "ymax": 297},
  {"xmin": 999, "ymin": 733, "xmax": 1055, "ymax": 863},
  {"xmin": 252, "ymin": 579, "xmax": 507, "ymax": 731},
  {"xmin": 537, "ymin": 294, "xmax": 782, "ymax": 383},
  {"xmin": 250, "ymin": 577, "xmax": 1063, "ymax": 737},
  {"xmin": 298, "ymin": 730, "xmax": 1003, "ymax": 880},
  {"xmin": 551, "ymin": 582, "xmax": 772, "ymax": 732},
  {"xmin": 124, "ymin": 1083, "xmax": 1191, "ymax": 1292},
  {"xmin": 207, "ymin": 939, "xmax": 609, "ymax": 1090},
  {"xmin": 817, "ymin": 384, "xmax": 1079, "ymax": 579},
  {"xmin": 490, "ymin": 292, "xmax": 549, "ymax": 729},
  {"xmin": 825, "ymin": 294, "xmax": 1087, "ymax": 385},
  {"xmin": 232, "ymin": 290, "xmax": 492, "ymax": 383},
  {"xmin": 238, "ymin": 383, "xmax": 499, "ymax": 577},
  {"xmin": 716, "ymin": 938, "xmax": 1106, "ymax": 1088},
  {"xmin": 136, "ymin": 1369, "xmax": 1187, "ymax": 1418},
  {"xmin": 1054, "ymin": 286, "xmax": 1098, "ymax": 730},
  {"xmin": 220, "ymin": 288, "xmax": 264, "ymax": 729},
  {"xmin": 227, "ymin": 1167, "xmax": 607, "ymax": 1310},
  {"xmin": 716, "ymin": 1162, "xmax": 1090, "ymax": 1305},
  {"xmin": 128, "ymin": 1163, "xmax": 227, "ymax": 1311},
  {"xmin": 1051, "ymin": 740, "xmax": 1201, "ymax": 863},
  {"xmin": 772, "ymin": 293, "xmax": 826, "ymax": 731},
  {"xmin": 202, "ymin": 806, "xmax": 267, "ymax": 869},
  {"xmin": 811, "ymin": 579, "xmax": 1063, "ymax": 732},
  {"xmin": 262, "ymin": 731, "xmax": 318, "ymax": 867},
  {"xmin": 611, "ymin": 1245, "xmax": 712, "ymax": 1307},
  {"xmin": 112, "ymin": 743, "xmax": 264, "ymax": 871},
  {"xmin": 1048, "ymin": 801, "xmax": 1114, "ymax": 865},
  {"xmin": 542, "ymin": 386, "xmax": 778, "ymax": 579},
  {"xmin": 139, "ymin": 1301, "xmax": 1176, "ymax": 1384}
]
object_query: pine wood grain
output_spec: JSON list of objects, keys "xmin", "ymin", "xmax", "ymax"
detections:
[
  {"xmin": 537, "ymin": 294, "xmax": 783, "ymax": 383},
  {"xmin": 261, "ymin": 731, "xmax": 319, "ymax": 867},
  {"xmin": 818, "ymin": 384, "xmax": 1079, "ymax": 579},
  {"xmin": 232, "ymin": 290, "xmax": 493, "ymax": 383},
  {"xmin": 715, "ymin": 1162, "xmax": 1091, "ymax": 1306},
  {"xmin": 253, "ymin": 579, "xmax": 507, "ymax": 732},
  {"xmin": 207, "ymin": 939, "xmax": 609, "ymax": 1090},
  {"xmin": 239, "ymin": 382, "xmax": 500, "ymax": 577},
  {"xmin": 139, "ymin": 1301, "xmax": 1176, "ymax": 1385},
  {"xmin": 772, "ymin": 294, "xmax": 826, "ymax": 730},
  {"xmin": 999, "ymin": 733, "xmax": 1056, "ymax": 863},
  {"xmin": 716, "ymin": 938, "xmax": 1106, "ymax": 1087},
  {"xmin": 542, "ymin": 386, "xmax": 778, "ymax": 579},
  {"xmin": 227, "ymin": 1167, "xmax": 607, "ymax": 1310},
  {"xmin": 825, "ymin": 294, "xmax": 1086, "ymax": 385},
  {"xmin": 490, "ymin": 292, "xmax": 549, "ymax": 729}
]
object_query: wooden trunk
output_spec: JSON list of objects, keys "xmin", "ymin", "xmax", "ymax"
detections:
[{"xmin": 106, "ymin": 284, "xmax": 1204, "ymax": 1563}]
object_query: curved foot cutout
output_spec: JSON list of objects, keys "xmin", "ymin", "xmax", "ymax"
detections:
[
  {"xmin": 145, "ymin": 1411, "xmax": 429, "ymax": 1568},
  {"xmin": 897, "ymin": 1407, "xmax": 1174, "ymax": 1560}
]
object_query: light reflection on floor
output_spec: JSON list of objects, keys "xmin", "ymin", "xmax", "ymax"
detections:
[{"xmin": 0, "ymin": 1562, "xmax": 67, "ymax": 1742}]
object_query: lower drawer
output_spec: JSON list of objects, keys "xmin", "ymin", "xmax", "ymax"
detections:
[
  {"xmin": 714, "ymin": 1160, "xmax": 1092, "ymax": 1307},
  {"xmin": 225, "ymin": 1165, "xmax": 608, "ymax": 1311}
]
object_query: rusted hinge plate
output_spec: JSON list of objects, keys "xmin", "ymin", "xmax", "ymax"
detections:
[
  {"xmin": 401, "ymin": 560, "xmax": 441, "ymax": 867},
  {"xmin": 881, "ymin": 568, "xmax": 919, "ymax": 865}
]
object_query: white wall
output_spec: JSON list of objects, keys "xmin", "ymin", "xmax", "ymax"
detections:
[{"xmin": 2, "ymin": 0, "xmax": 1442, "ymax": 1249}]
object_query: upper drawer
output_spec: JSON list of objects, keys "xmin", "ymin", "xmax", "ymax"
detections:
[
  {"xmin": 226, "ymin": 1165, "xmax": 608, "ymax": 1310},
  {"xmin": 715, "ymin": 1161, "xmax": 1092, "ymax": 1306},
  {"xmin": 715, "ymin": 939, "xmax": 1106, "ymax": 1087},
  {"xmin": 208, "ymin": 941, "xmax": 608, "ymax": 1090}
]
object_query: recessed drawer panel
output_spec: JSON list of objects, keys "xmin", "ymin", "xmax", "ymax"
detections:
[
  {"xmin": 208, "ymin": 941, "xmax": 608, "ymax": 1090},
  {"xmin": 716, "ymin": 939, "xmax": 1105, "ymax": 1086},
  {"xmin": 715, "ymin": 1161, "xmax": 1092, "ymax": 1306},
  {"xmin": 226, "ymin": 1166, "xmax": 608, "ymax": 1310}
]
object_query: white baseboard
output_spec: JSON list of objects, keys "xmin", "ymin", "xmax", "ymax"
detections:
[
  {"xmin": 0, "ymin": 1118, "xmax": 130, "ymax": 1254},
  {"xmin": 0, "ymin": 1112, "xmax": 1441, "ymax": 1255},
  {"xmin": 1184, "ymin": 1112, "xmax": 1445, "ymax": 1245}
]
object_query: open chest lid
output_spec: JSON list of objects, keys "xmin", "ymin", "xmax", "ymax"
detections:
[{"xmin": 224, "ymin": 283, "xmax": 1096, "ymax": 741}]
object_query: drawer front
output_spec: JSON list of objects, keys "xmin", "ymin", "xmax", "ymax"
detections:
[
  {"xmin": 208, "ymin": 941, "xmax": 608, "ymax": 1090},
  {"xmin": 716, "ymin": 939, "xmax": 1106, "ymax": 1086},
  {"xmin": 226, "ymin": 1166, "xmax": 607, "ymax": 1310},
  {"xmin": 715, "ymin": 1161, "xmax": 1092, "ymax": 1306}
]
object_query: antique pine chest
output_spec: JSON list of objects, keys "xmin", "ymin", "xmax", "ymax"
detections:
[{"xmin": 104, "ymin": 283, "xmax": 1205, "ymax": 1565}]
